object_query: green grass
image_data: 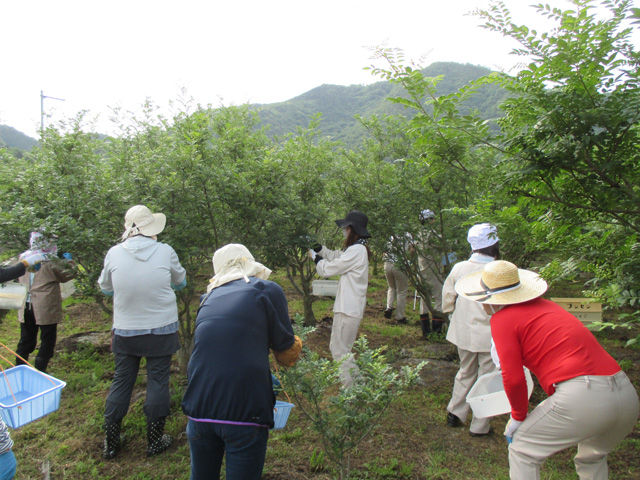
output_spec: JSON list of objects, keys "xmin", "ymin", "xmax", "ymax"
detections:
[{"xmin": 0, "ymin": 265, "xmax": 637, "ymax": 479}]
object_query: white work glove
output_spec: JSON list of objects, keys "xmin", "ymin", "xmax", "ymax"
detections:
[
  {"xmin": 490, "ymin": 338, "xmax": 501, "ymax": 370},
  {"xmin": 21, "ymin": 252, "xmax": 46, "ymax": 267},
  {"xmin": 504, "ymin": 416, "xmax": 523, "ymax": 444},
  {"xmin": 308, "ymin": 249, "xmax": 317, "ymax": 260}
]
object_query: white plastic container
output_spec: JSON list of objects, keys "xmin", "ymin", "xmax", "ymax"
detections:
[
  {"xmin": 0, "ymin": 283, "xmax": 27, "ymax": 310},
  {"xmin": 60, "ymin": 280, "xmax": 76, "ymax": 300},
  {"xmin": 466, "ymin": 368, "xmax": 534, "ymax": 418},
  {"xmin": 312, "ymin": 280, "xmax": 339, "ymax": 297}
]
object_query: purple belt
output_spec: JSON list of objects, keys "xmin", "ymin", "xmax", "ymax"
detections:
[{"xmin": 187, "ymin": 416, "xmax": 269, "ymax": 428}]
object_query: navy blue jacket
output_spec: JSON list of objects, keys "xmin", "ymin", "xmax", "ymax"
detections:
[{"xmin": 182, "ymin": 277, "xmax": 295, "ymax": 427}]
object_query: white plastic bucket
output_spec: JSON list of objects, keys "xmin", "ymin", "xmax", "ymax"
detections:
[
  {"xmin": 312, "ymin": 280, "xmax": 339, "ymax": 297},
  {"xmin": 0, "ymin": 283, "xmax": 27, "ymax": 310},
  {"xmin": 466, "ymin": 368, "xmax": 534, "ymax": 418},
  {"xmin": 60, "ymin": 280, "xmax": 76, "ymax": 300}
]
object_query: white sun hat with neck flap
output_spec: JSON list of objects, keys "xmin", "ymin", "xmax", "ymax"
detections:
[
  {"xmin": 207, "ymin": 244, "xmax": 272, "ymax": 292},
  {"xmin": 122, "ymin": 205, "xmax": 166, "ymax": 240}
]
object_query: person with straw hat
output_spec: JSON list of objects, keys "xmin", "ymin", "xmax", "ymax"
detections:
[
  {"xmin": 441, "ymin": 223, "xmax": 500, "ymax": 436},
  {"xmin": 182, "ymin": 244, "xmax": 301, "ymax": 480},
  {"xmin": 456, "ymin": 260, "xmax": 640, "ymax": 480},
  {"xmin": 98, "ymin": 205, "xmax": 187, "ymax": 460}
]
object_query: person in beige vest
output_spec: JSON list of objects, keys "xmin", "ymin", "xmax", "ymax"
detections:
[
  {"xmin": 16, "ymin": 232, "xmax": 75, "ymax": 372},
  {"xmin": 441, "ymin": 223, "xmax": 499, "ymax": 436},
  {"xmin": 383, "ymin": 234, "xmax": 410, "ymax": 325},
  {"xmin": 413, "ymin": 209, "xmax": 445, "ymax": 336}
]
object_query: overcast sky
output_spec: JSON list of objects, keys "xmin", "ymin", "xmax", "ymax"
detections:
[{"xmin": 1, "ymin": 0, "xmax": 637, "ymax": 139}]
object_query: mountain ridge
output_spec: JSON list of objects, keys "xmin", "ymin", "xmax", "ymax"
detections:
[{"xmin": 1, "ymin": 62, "xmax": 504, "ymax": 151}]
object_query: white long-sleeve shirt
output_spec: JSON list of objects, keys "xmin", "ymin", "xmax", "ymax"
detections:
[
  {"xmin": 316, "ymin": 243, "xmax": 369, "ymax": 318},
  {"xmin": 98, "ymin": 236, "xmax": 186, "ymax": 330}
]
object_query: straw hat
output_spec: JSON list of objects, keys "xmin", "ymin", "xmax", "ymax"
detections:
[
  {"xmin": 122, "ymin": 205, "xmax": 166, "ymax": 240},
  {"xmin": 455, "ymin": 260, "xmax": 548, "ymax": 305}
]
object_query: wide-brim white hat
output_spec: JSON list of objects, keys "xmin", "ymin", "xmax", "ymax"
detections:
[
  {"xmin": 455, "ymin": 260, "xmax": 548, "ymax": 305},
  {"xmin": 122, "ymin": 205, "xmax": 166, "ymax": 239}
]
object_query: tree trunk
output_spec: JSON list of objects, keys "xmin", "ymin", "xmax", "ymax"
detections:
[
  {"xmin": 303, "ymin": 292, "xmax": 316, "ymax": 326},
  {"xmin": 300, "ymin": 275, "xmax": 317, "ymax": 326}
]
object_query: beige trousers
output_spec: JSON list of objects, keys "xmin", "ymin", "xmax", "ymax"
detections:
[
  {"xmin": 509, "ymin": 371, "xmax": 639, "ymax": 480},
  {"xmin": 330, "ymin": 312, "xmax": 362, "ymax": 387},
  {"xmin": 384, "ymin": 262, "xmax": 408, "ymax": 320},
  {"xmin": 419, "ymin": 265, "xmax": 443, "ymax": 315},
  {"xmin": 447, "ymin": 348, "xmax": 495, "ymax": 434}
]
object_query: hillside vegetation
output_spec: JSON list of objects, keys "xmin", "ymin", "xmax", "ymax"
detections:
[
  {"xmin": 0, "ymin": 62, "xmax": 505, "ymax": 153},
  {"xmin": 255, "ymin": 62, "xmax": 506, "ymax": 145}
]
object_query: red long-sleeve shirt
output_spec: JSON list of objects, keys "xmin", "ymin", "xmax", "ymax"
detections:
[{"xmin": 491, "ymin": 298, "xmax": 620, "ymax": 421}]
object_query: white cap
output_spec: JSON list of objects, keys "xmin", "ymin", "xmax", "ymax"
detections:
[
  {"xmin": 467, "ymin": 223, "xmax": 499, "ymax": 250},
  {"xmin": 420, "ymin": 209, "xmax": 435, "ymax": 220}
]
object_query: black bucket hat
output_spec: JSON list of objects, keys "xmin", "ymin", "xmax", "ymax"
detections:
[{"xmin": 335, "ymin": 210, "xmax": 371, "ymax": 238}]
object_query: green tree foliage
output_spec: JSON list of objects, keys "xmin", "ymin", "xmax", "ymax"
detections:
[
  {"xmin": 256, "ymin": 62, "xmax": 509, "ymax": 147},
  {"xmin": 259, "ymin": 116, "xmax": 344, "ymax": 326},
  {"xmin": 362, "ymin": 49, "xmax": 509, "ymax": 309},
  {"xmin": 475, "ymin": 0, "xmax": 640, "ymax": 321},
  {"xmin": 0, "ymin": 113, "xmax": 125, "ymax": 315}
]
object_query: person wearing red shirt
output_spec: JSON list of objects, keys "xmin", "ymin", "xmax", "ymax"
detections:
[{"xmin": 456, "ymin": 260, "xmax": 639, "ymax": 480}]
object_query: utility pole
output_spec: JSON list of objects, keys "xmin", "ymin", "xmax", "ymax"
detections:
[{"xmin": 40, "ymin": 90, "xmax": 65, "ymax": 135}]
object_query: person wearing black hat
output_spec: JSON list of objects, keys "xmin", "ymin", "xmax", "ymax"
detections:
[{"xmin": 308, "ymin": 210, "xmax": 371, "ymax": 387}]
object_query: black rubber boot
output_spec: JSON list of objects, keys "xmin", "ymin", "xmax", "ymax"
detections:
[
  {"xmin": 419, "ymin": 314, "xmax": 431, "ymax": 338},
  {"xmin": 103, "ymin": 421, "xmax": 122, "ymax": 460},
  {"xmin": 15, "ymin": 354, "xmax": 28, "ymax": 366},
  {"xmin": 146, "ymin": 418, "xmax": 173, "ymax": 457},
  {"xmin": 34, "ymin": 356, "xmax": 49, "ymax": 372},
  {"xmin": 383, "ymin": 308, "xmax": 393, "ymax": 319},
  {"xmin": 432, "ymin": 317, "xmax": 445, "ymax": 335}
]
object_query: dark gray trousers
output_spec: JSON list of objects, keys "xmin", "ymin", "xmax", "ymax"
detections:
[{"xmin": 104, "ymin": 353, "xmax": 172, "ymax": 424}]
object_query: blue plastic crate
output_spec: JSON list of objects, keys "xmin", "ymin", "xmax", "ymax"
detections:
[
  {"xmin": 271, "ymin": 400, "xmax": 294, "ymax": 430},
  {"xmin": 0, "ymin": 365, "xmax": 66, "ymax": 429}
]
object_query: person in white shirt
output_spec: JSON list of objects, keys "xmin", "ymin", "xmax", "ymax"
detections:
[
  {"xmin": 98, "ymin": 205, "xmax": 186, "ymax": 459},
  {"xmin": 441, "ymin": 223, "xmax": 499, "ymax": 436},
  {"xmin": 309, "ymin": 211, "xmax": 371, "ymax": 387}
]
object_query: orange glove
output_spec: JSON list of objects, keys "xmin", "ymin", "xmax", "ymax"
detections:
[{"xmin": 273, "ymin": 335, "xmax": 302, "ymax": 367}]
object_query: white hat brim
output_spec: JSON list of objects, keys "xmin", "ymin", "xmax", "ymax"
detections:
[
  {"xmin": 137, "ymin": 213, "xmax": 166, "ymax": 237},
  {"xmin": 455, "ymin": 268, "xmax": 548, "ymax": 305}
]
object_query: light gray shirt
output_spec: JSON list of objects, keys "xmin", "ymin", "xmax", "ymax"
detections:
[{"xmin": 98, "ymin": 236, "xmax": 186, "ymax": 331}]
